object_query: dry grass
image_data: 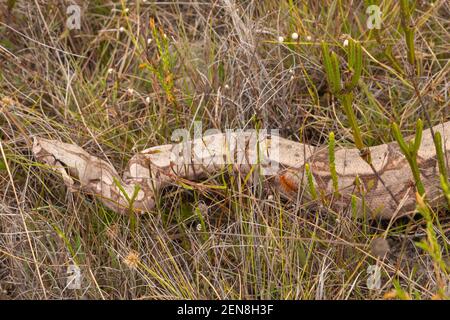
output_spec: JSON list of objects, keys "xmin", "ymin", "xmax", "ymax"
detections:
[{"xmin": 0, "ymin": 0, "xmax": 449, "ymax": 299}]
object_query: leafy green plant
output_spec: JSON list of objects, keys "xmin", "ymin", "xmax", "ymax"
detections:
[
  {"xmin": 345, "ymin": 38, "xmax": 363, "ymax": 90},
  {"xmin": 400, "ymin": 0, "xmax": 416, "ymax": 66},
  {"xmin": 385, "ymin": 279, "xmax": 412, "ymax": 300},
  {"xmin": 305, "ymin": 163, "xmax": 317, "ymax": 200},
  {"xmin": 113, "ymin": 177, "xmax": 142, "ymax": 212},
  {"xmin": 113, "ymin": 178, "xmax": 142, "ymax": 234},
  {"xmin": 433, "ymin": 132, "xmax": 450, "ymax": 207},
  {"xmin": 328, "ymin": 132, "xmax": 339, "ymax": 196},
  {"xmin": 140, "ymin": 19, "xmax": 176, "ymax": 105},
  {"xmin": 440, "ymin": 175, "xmax": 450, "ymax": 208},
  {"xmin": 321, "ymin": 42, "xmax": 341, "ymax": 94},
  {"xmin": 340, "ymin": 92, "xmax": 366, "ymax": 155},
  {"xmin": 415, "ymin": 193, "xmax": 449, "ymax": 298},
  {"xmin": 433, "ymin": 132, "xmax": 448, "ymax": 181},
  {"xmin": 321, "ymin": 39, "xmax": 368, "ymax": 161},
  {"xmin": 391, "ymin": 119, "xmax": 425, "ymax": 196}
]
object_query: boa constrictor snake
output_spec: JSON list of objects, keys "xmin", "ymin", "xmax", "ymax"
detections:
[{"xmin": 32, "ymin": 121, "xmax": 450, "ymax": 219}]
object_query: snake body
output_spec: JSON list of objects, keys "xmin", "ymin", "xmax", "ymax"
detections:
[{"xmin": 32, "ymin": 121, "xmax": 450, "ymax": 219}]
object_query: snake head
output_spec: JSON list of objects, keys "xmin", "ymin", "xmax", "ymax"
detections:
[
  {"xmin": 32, "ymin": 137, "xmax": 155, "ymax": 214},
  {"xmin": 32, "ymin": 137, "xmax": 85, "ymax": 191}
]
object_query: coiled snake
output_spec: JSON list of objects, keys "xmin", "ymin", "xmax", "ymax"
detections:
[{"xmin": 32, "ymin": 121, "xmax": 450, "ymax": 219}]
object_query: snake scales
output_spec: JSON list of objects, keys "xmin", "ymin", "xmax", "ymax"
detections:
[{"xmin": 32, "ymin": 121, "xmax": 450, "ymax": 219}]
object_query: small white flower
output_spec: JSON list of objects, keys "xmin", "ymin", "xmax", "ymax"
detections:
[
  {"xmin": 163, "ymin": 33, "xmax": 167, "ymax": 39},
  {"xmin": 107, "ymin": 68, "xmax": 114, "ymax": 74},
  {"xmin": 127, "ymin": 88, "xmax": 134, "ymax": 95},
  {"xmin": 147, "ymin": 38, "xmax": 152, "ymax": 45},
  {"xmin": 291, "ymin": 32, "xmax": 299, "ymax": 40},
  {"xmin": 224, "ymin": 84, "xmax": 229, "ymax": 89},
  {"xmin": 277, "ymin": 36, "xmax": 284, "ymax": 43},
  {"xmin": 124, "ymin": 8, "xmax": 129, "ymax": 13},
  {"xmin": 119, "ymin": 26, "xmax": 125, "ymax": 33},
  {"xmin": 145, "ymin": 97, "xmax": 151, "ymax": 104},
  {"xmin": 306, "ymin": 35, "xmax": 312, "ymax": 41},
  {"xmin": 343, "ymin": 39, "xmax": 349, "ymax": 47}
]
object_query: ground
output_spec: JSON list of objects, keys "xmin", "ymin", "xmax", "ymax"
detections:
[{"xmin": 0, "ymin": 0, "xmax": 448, "ymax": 299}]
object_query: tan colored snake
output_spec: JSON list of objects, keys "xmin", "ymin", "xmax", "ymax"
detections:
[{"xmin": 32, "ymin": 121, "xmax": 450, "ymax": 219}]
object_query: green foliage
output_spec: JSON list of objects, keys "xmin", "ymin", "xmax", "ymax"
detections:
[
  {"xmin": 415, "ymin": 193, "xmax": 449, "ymax": 297},
  {"xmin": 346, "ymin": 39, "xmax": 363, "ymax": 90},
  {"xmin": 140, "ymin": 19, "xmax": 176, "ymax": 104},
  {"xmin": 328, "ymin": 132, "xmax": 339, "ymax": 195},
  {"xmin": 433, "ymin": 132, "xmax": 448, "ymax": 185},
  {"xmin": 113, "ymin": 177, "xmax": 141, "ymax": 212},
  {"xmin": 321, "ymin": 38, "xmax": 367, "ymax": 162},
  {"xmin": 400, "ymin": 0, "xmax": 416, "ymax": 65},
  {"xmin": 440, "ymin": 175, "xmax": 450, "ymax": 208},
  {"xmin": 434, "ymin": 131, "xmax": 449, "ymax": 207},
  {"xmin": 390, "ymin": 279, "xmax": 412, "ymax": 300},
  {"xmin": 305, "ymin": 163, "xmax": 318, "ymax": 200},
  {"xmin": 321, "ymin": 42, "xmax": 341, "ymax": 94},
  {"xmin": 340, "ymin": 93, "xmax": 366, "ymax": 155},
  {"xmin": 391, "ymin": 119, "xmax": 425, "ymax": 196}
]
